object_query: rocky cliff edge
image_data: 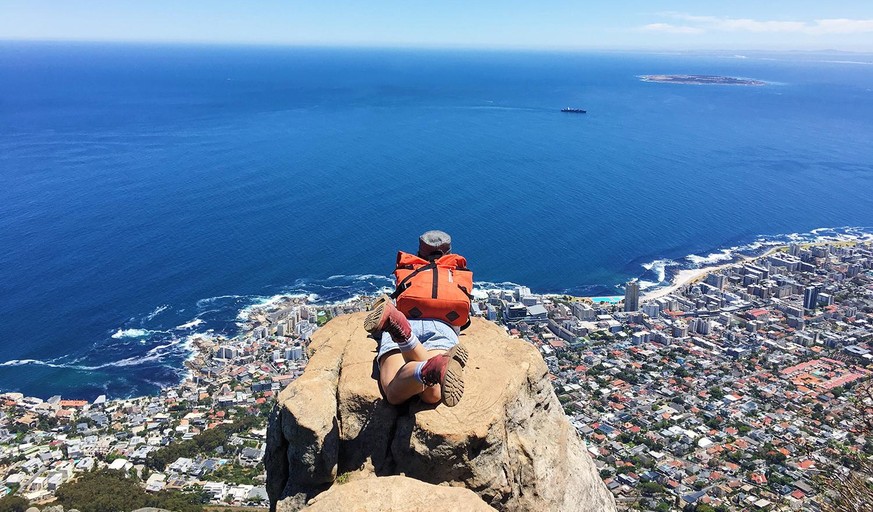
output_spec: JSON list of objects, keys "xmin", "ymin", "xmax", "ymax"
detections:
[{"xmin": 265, "ymin": 313, "xmax": 616, "ymax": 512}]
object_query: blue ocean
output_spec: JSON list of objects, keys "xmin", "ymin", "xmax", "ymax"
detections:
[{"xmin": 1, "ymin": 42, "xmax": 872, "ymax": 399}]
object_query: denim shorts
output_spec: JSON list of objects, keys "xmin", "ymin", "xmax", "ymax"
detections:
[{"xmin": 377, "ymin": 318, "xmax": 459, "ymax": 364}]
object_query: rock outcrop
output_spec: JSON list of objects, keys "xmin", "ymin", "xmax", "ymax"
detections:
[
  {"xmin": 298, "ymin": 475, "xmax": 497, "ymax": 512},
  {"xmin": 265, "ymin": 313, "xmax": 616, "ymax": 512}
]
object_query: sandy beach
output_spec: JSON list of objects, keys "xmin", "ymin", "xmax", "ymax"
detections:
[
  {"xmin": 641, "ymin": 262, "xmax": 740, "ymax": 301},
  {"xmin": 641, "ymin": 239, "xmax": 867, "ymax": 302},
  {"xmin": 640, "ymin": 247, "xmax": 789, "ymax": 302}
]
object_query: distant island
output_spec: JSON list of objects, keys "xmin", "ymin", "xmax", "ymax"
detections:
[{"xmin": 640, "ymin": 74, "xmax": 766, "ymax": 86}]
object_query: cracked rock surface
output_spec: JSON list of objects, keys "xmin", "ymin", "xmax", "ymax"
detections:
[{"xmin": 265, "ymin": 313, "xmax": 616, "ymax": 512}]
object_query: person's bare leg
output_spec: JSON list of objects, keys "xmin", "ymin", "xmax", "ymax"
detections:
[
  {"xmin": 379, "ymin": 351, "xmax": 425, "ymax": 405},
  {"xmin": 379, "ymin": 349, "xmax": 466, "ymax": 407},
  {"xmin": 401, "ymin": 343, "xmax": 432, "ymax": 363}
]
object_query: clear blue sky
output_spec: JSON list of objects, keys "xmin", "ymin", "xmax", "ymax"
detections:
[{"xmin": 3, "ymin": 0, "xmax": 873, "ymax": 51}]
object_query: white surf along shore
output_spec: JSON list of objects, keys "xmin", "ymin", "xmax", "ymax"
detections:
[
  {"xmin": 642, "ymin": 260, "xmax": 748, "ymax": 302},
  {"xmin": 641, "ymin": 236, "xmax": 869, "ymax": 302}
]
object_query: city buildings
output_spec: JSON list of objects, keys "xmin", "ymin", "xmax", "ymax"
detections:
[
  {"xmin": 1, "ymin": 240, "xmax": 871, "ymax": 511},
  {"xmin": 625, "ymin": 280, "xmax": 641, "ymax": 312}
]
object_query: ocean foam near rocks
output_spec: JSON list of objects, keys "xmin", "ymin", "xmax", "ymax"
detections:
[
  {"xmin": 175, "ymin": 318, "xmax": 204, "ymax": 330},
  {"xmin": 111, "ymin": 328, "xmax": 155, "ymax": 339}
]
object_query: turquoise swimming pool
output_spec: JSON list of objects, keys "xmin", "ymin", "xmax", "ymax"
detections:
[{"xmin": 587, "ymin": 296, "xmax": 623, "ymax": 304}]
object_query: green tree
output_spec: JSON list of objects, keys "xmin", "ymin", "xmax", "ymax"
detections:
[
  {"xmin": 146, "ymin": 415, "xmax": 259, "ymax": 470},
  {"xmin": 639, "ymin": 482, "xmax": 664, "ymax": 495},
  {"xmin": 708, "ymin": 386, "xmax": 725, "ymax": 400},
  {"xmin": 55, "ymin": 470, "xmax": 147, "ymax": 512},
  {"xmin": 55, "ymin": 469, "xmax": 204, "ymax": 512},
  {"xmin": 0, "ymin": 495, "xmax": 29, "ymax": 512},
  {"xmin": 616, "ymin": 465, "xmax": 637, "ymax": 475}
]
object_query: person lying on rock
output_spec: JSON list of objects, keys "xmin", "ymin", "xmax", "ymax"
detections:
[{"xmin": 363, "ymin": 230, "xmax": 473, "ymax": 407}]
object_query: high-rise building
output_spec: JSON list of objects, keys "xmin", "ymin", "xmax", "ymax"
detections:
[
  {"xmin": 514, "ymin": 286, "xmax": 532, "ymax": 301},
  {"xmin": 624, "ymin": 280, "xmax": 640, "ymax": 312},
  {"xmin": 803, "ymin": 285, "xmax": 819, "ymax": 310},
  {"xmin": 572, "ymin": 302, "xmax": 596, "ymax": 321},
  {"xmin": 690, "ymin": 318, "xmax": 712, "ymax": 335},
  {"xmin": 705, "ymin": 273, "xmax": 727, "ymax": 290},
  {"xmin": 642, "ymin": 303, "xmax": 660, "ymax": 318},
  {"xmin": 672, "ymin": 321, "xmax": 688, "ymax": 338},
  {"xmin": 285, "ymin": 346, "xmax": 304, "ymax": 361},
  {"xmin": 276, "ymin": 322, "xmax": 288, "ymax": 337},
  {"xmin": 216, "ymin": 345, "xmax": 238, "ymax": 360}
]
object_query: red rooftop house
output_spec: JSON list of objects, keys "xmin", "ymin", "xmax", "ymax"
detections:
[
  {"xmin": 747, "ymin": 309, "xmax": 770, "ymax": 322},
  {"xmin": 749, "ymin": 472, "xmax": 767, "ymax": 485}
]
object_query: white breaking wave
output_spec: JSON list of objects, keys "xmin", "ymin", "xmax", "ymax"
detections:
[
  {"xmin": 4, "ymin": 338, "xmax": 190, "ymax": 370},
  {"xmin": 0, "ymin": 357, "xmax": 145, "ymax": 371},
  {"xmin": 354, "ymin": 274, "xmax": 393, "ymax": 282},
  {"xmin": 175, "ymin": 318, "xmax": 204, "ymax": 330},
  {"xmin": 110, "ymin": 346, "xmax": 175, "ymax": 367},
  {"xmin": 235, "ymin": 293, "xmax": 312, "ymax": 321},
  {"xmin": 85, "ymin": 336, "xmax": 194, "ymax": 370},
  {"xmin": 195, "ymin": 294, "xmax": 244, "ymax": 308},
  {"xmin": 641, "ymin": 258, "xmax": 679, "ymax": 283},
  {"xmin": 475, "ymin": 280, "xmax": 523, "ymax": 290},
  {"xmin": 637, "ymin": 258, "xmax": 681, "ymax": 290},
  {"xmin": 374, "ymin": 285, "xmax": 394, "ymax": 297},
  {"xmin": 634, "ymin": 226, "xmax": 873, "ymax": 296},
  {"xmin": 111, "ymin": 328, "xmax": 154, "ymax": 339},
  {"xmin": 0, "ymin": 359, "xmax": 56, "ymax": 368},
  {"xmin": 143, "ymin": 304, "xmax": 169, "ymax": 321},
  {"xmin": 682, "ymin": 227, "xmax": 873, "ymax": 270},
  {"xmin": 326, "ymin": 273, "xmax": 392, "ymax": 282},
  {"xmin": 685, "ymin": 248, "xmax": 736, "ymax": 267}
]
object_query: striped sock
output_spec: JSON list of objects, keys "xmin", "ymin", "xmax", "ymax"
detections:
[
  {"xmin": 396, "ymin": 333, "xmax": 420, "ymax": 353},
  {"xmin": 413, "ymin": 362, "xmax": 425, "ymax": 384}
]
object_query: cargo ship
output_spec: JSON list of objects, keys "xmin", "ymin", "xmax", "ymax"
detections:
[{"xmin": 561, "ymin": 107, "xmax": 587, "ymax": 113}]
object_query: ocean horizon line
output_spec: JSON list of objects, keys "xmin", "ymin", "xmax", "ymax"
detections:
[{"xmin": 3, "ymin": 39, "xmax": 873, "ymax": 57}]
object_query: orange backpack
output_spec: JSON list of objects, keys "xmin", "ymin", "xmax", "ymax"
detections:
[{"xmin": 390, "ymin": 251, "xmax": 474, "ymax": 329}]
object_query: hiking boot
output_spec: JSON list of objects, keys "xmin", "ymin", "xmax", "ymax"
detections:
[
  {"xmin": 419, "ymin": 353, "xmax": 465, "ymax": 407},
  {"xmin": 364, "ymin": 296, "xmax": 412, "ymax": 343},
  {"xmin": 445, "ymin": 342, "xmax": 469, "ymax": 367}
]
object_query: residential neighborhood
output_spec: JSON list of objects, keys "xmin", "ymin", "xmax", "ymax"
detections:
[
  {"xmin": 495, "ymin": 241, "xmax": 872, "ymax": 511},
  {"xmin": 2, "ymin": 240, "xmax": 871, "ymax": 511}
]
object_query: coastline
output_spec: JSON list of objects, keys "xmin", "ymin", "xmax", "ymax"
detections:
[
  {"xmin": 2, "ymin": 228, "xmax": 872, "ymax": 401},
  {"xmin": 641, "ymin": 260, "xmax": 744, "ymax": 301},
  {"xmin": 1, "ymin": 230, "xmax": 871, "ymax": 506},
  {"xmin": 641, "ymin": 239, "xmax": 865, "ymax": 302}
]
